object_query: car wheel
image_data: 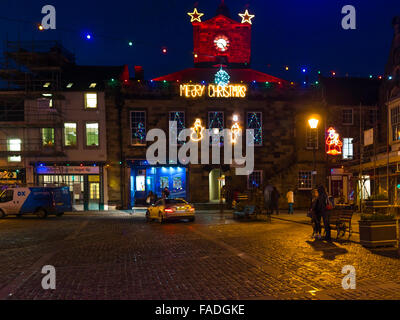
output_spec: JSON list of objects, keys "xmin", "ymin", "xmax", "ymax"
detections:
[
  {"xmin": 36, "ymin": 209, "xmax": 48, "ymax": 219},
  {"xmin": 145, "ymin": 210, "xmax": 150, "ymax": 222},
  {"xmin": 56, "ymin": 212, "xmax": 64, "ymax": 217},
  {"xmin": 0, "ymin": 209, "xmax": 5, "ymax": 219}
]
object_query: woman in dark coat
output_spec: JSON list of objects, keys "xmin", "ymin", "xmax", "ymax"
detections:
[{"xmin": 316, "ymin": 185, "xmax": 331, "ymax": 241}]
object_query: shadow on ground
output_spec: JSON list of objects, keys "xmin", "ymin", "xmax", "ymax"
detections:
[{"xmin": 306, "ymin": 240, "xmax": 349, "ymax": 260}]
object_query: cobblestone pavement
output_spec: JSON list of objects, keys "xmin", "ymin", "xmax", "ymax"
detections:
[{"xmin": 0, "ymin": 211, "xmax": 399, "ymax": 300}]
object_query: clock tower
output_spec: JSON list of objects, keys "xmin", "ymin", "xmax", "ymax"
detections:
[{"xmin": 191, "ymin": 1, "xmax": 252, "ymax": 68}]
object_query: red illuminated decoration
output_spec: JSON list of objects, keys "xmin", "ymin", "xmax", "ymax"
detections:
[
  {"xmin": 326, "ymin": 128, "xmax": 343, "ymax": 156},
  {"xmin": 188, "ymin": 8, "xmax": 204, "ymax": 23}
]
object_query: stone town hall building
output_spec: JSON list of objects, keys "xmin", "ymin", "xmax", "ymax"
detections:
[{"xmin": 105, "ymin": 2, "xmax": 327, "ymax": 209}]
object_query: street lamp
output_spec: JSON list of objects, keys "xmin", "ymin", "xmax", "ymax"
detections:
[{"xmin": 308, "ymin": 118, "xmax": 319, "ymax": 187}]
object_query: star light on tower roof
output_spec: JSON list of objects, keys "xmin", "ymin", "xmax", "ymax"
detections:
[
  {"xmin": 238, "ymin": 9, "xmax": 255, "ymax": 24},
  {"xmin": 188, "ymin": 8, "xmax": 204, "ymax": 23}
]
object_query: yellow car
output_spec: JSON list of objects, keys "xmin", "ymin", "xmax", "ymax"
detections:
[{"xmin": 146, "ymin": 198, "xmax": 195, "ymax": 223}]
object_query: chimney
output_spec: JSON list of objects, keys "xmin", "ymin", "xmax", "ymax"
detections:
[{"xmin": 134, "ymin": 66, "xmax": 144, "ymax": 80}]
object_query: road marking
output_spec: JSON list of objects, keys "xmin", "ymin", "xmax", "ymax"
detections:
[
  {"xmin": 0, "ymin": 252, "xmax": 55, "ymax": 300},
  {"xmin": 64, "ymin": 220, "xmax": 89, "ymax": 240}
]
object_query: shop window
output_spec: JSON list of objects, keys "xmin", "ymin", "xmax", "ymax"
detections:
[
  {"xmin": 85, "ymin": 93, "xmax": 97, "ymax": 109},
  {"xmin": 391, "ymin": 106, "xmax": 400, "ymax": 141},
  {"xmin": 64, "ymin": 123, "xmax": 77, "ymax": 147},
  {"xmin": 90, "ymin": 183, "xmax": 100, "ymax": 200},
  {"xmin": 130, "ymin": 111, "xmax": 146, "ymax": 145},
  {"xmin": 42, "ymin": 128, "xmax": 55, "ymax": 147},
  {"xmin": 298, "ymin": 171, "xmax": 314, "ymax": 190},
  {"xmin": 169, "ymin": 111, "xmax": 185, "ymax": 143},
  {"xmin": 208, "ymin": 111, "xmax": 224, "ymax": 145},
  {"xmin": 342, "ymin": 109, "xmax": 353, "ymax": 125},
  {"xmin": 248, "ymin": 170, "xmax": 263, "ymax": 189},
  {"xmin": 343, "ymin": 138, "xmax": 354, "ymax": 160},
  {"xmin": 247, "ymin": 112, "xmax": 263, "ymax": 146},
  {"xmin": 160, "ymin": 176, "xmax": 169, "ymax": 189},
  {"xmin": 86, "ymin": 123, "xmax": 99, "ymax": 147},
  {"xmin": 306, "ymin": 127, "xmax": 318, "ymax": 149},
  {"xmin": 7, "ymin": 138, "xmax": 21, "ymax": 162},
  {"xmin": 136, "ymin": 176, "xmax": 145, "ymax": 191}
]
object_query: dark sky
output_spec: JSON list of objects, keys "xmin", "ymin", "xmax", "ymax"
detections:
[{"xmin": 0, "ymin": 0, "xmax": 399, "ymax": 82}]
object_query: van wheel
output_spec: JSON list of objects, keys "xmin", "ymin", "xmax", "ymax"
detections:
[
  {"xmin": 0, "ymin": 210, "xmax": 5, "ymax": 219},
  {"xmin": 36, "ymin": 209, "xmax": 48, "ymax": 219},
  {"xmin": 56, "ymin": 212, "xmax": 64, "ymax": 217}
]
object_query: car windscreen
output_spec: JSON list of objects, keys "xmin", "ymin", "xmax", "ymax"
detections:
[{"xmin": 164, "ymin": 199, "xmax": 187, "ymax": 205}]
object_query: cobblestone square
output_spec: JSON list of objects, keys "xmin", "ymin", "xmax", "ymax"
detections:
[{"xmin": 0, "ymin": 211, "xmax": 399, "ymax": 300}]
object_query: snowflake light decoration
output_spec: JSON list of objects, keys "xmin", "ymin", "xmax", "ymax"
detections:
[{"xmin": 215, "ymin": 67, "xmax": 230, "ymax": 87}]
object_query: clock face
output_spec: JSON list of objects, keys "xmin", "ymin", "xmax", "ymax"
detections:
[{"xmin": 214, "ymin": 35, "xmax": 230, "ymax": 52}]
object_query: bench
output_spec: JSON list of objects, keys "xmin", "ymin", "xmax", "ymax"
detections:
[
  {"xmin": 323, "ymin": 209, "xmax": 354, "ymax": 240},
  {"xmin": 233, "ymin": 205, "xmax": 256, "ymax": 219}
]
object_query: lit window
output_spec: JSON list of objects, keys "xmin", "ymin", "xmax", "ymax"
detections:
[
  {"xmin": 208, "ymin": 111, "xmax": 224, "ymax": 145},
  {"xmin": 89, "ymin": 83, "xmax": 97, "ymax": 88},
  {"xmin": 43, "ymin": 82, "xmax": 51, "ymax": 88},
  {"xmin": 42, "ymin": 128, "xmax": 55, "ymax": 147},
  {"xmin": 37, "ymin": 98, "xmax": 52, "ymax": 108},
  {"xmin": 343, "ymin": 138, "xmax": 354, "ymax": 160},
  {"xmin": 66, "ymin": 83, "xmax": 74, "ymax": 88},
  {"xmin": 298, "ymin": 171, "xmax": 314, "ymax": 190},
  {"xmin": 131, "ymin": 111, "xmax": 146, "ymax": 145},
  {"xmin": 342, "ymin": 109, "xmax": 353, "ymax": 125},
  {"xmin": 86, "ymin": 123, "xmax": 99, "ymax": 146},
  {"xmin": 247, "ymin": 112, "xmax": 263, "ymax": 146},
  {"xmin": 391, "ymin": 106, "xmax": 400, "ymax": 141},
  {"xmin": 169, "ymin": 111, "xmax": 185, "ymax": 144},
  {"xmin": 248, "ymin": 170, "xmax": 263, "ymax": 189},
  {"xmin": 64, "ymin": 123, "xmax": 77, "ymax": 146},
  {"xmin": 306, "ymin": 127, "xmax": 318, "ymax": 149},
  {"xmin": 85, "ymin": 93, "xmax": 97, "ymax": 109},
  {"xmin": 7, "ymin": 138, "xmax": 21, "ymax": 162}
]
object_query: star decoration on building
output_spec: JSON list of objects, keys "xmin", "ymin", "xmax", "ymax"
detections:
[
  {"xmin": 238, "ymin": 9, "xmax": 255, "ymax": 24},
  {"xmin": 188, "ymin": 8, "xmax": 204, "ymax": 23}
]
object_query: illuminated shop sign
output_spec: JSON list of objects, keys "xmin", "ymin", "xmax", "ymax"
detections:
[{"xmin": 180, "ymin": 84, "xmax": 247, "ymax": 98}]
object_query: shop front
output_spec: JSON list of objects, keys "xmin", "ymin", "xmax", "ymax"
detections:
[
  {"xmin": 0, "ymin": 168, "xmax": 25, "ymax": 186},
  {"xmin": 35, "ymin": 164, "xmax": 105, "ymax": 211},
  {"xmin": 130, "ymin": 160, "xmax": 188, "ymax": 207},
  {"xmin": 328, "ymin": 168, "xmax": 354, "ymax": 205}
]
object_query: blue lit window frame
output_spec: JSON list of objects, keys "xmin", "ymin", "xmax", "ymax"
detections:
[
  {"xmin": 130, "ymin": 111, "xmax": 146, "ymax": 145},
  {"xmin": 208, "ymin": 111, "xmax": 224, "ymax": 145},
  {"xmin": 169, "ymin": 111, "xmax": 185, "ymax": 145},
  {"xmin": 247, "ymin": 112, "xmax": 263, "ymax": 146}
]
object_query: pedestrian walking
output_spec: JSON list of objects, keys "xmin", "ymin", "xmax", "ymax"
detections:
[
  {"xmin": 270, "ymin": 187, "xmax": 280, "ymax": 215},
  {"xmin": 263, "ymin": 184, "xmax": 273, "ymax": 216},
  {"xmin": 286, "ymin": 189, "xmax": 294, "ymax": 214},
  {"xmin": 308, "ymin": 189, "xmax": 321, "ymax": 239},
  {"xmin": 317, "ymin": 185, "xmax": 332, "ymax": 241},
  {"xmin": 162, "ymin": 187, "xmax": 170, "ymax": 199}
]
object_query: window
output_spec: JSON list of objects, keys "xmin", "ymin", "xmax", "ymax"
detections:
[
  {"xmin": 208, "ymin": 111, "xmax": 224, "ymax": 145},
  {"xmin": 391, "ymin": 106, "xmax": 400, "ymax": 141},
  {"xmin": 343, "ymin": 138, "xmax": 354, "ymax": 160},
  {"xmin": 248, "ymin": 170, "xmax": 263, "ymax": 189},
  {"xmin": 169, "ymin": 111, "xmax": 185, "ymax": 143},
  {"xmin": 298, "ymin": 171, "xmax": 314, "ymax": 190},
  {"xmin": 64, "ymin": 123, "xmax": 77, "ymax": 147},
  {"xmin": 0, "ymin": 190, "xmax": 13, "ymax": 203},
  {"xmin": 130, "ymin": 111, "xmax": 146, "ymax": 145},
  {"xmin": 342, "ymin": 109, "xmax": 353, "ymax": 125},
  {"xmin": 247, "ymin": 112, "xmax": 263, "ymax": 146},
  {"xmin": 86, "ymin": 123, "xmax": 99, "ymax": 147},
  {"xmin": 42, "ymin": 128, "xmax": 55, "ymax": 147},
  {"xmin": 7, "ymin": 138, "xmax": 21, "ymax": 162},
  {"xmin": 85, "ymin": 93, "xmax": 97, "ymax": 109},
  {"xmin": 43, "ymin": 82, "xmax": 51, "ymax": 88},
  {"xmin": 306, "ymin": 127, "xmax": 318, "ymax": 149}
]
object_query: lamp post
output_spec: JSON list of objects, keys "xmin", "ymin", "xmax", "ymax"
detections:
[{"xmin": 308, "ymin": 118, "xmax": 319, "ymax": 187}]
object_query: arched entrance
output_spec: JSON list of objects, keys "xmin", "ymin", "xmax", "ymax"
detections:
[{"xmin": 209, "ymin": 169, "xmax": 225, "ymax": 202}]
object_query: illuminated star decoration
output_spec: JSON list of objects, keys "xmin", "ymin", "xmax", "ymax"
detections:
[
  {"xmin": 238, "ymin": 9, "xmax": 255, "ymax": 24},
  {"xmin": 188, "ymin": 8, "xmax": 204, "ymax": 23}
]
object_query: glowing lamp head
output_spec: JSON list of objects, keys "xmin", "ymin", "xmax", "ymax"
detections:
[
  {"xmin": 308, "ymin": 118, "xmax": 319, "ymax": 129},
  {"xmin": 85, "ymin": 33, "xmax": 92, "ymax": 40},
  {"xmin": 38, "ymin": 24, "xmax": 44, "ymax": 31}
]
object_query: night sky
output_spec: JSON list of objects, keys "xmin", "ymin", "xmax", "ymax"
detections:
[{"xmin": 0, "ymin": 0, "xmax": 399, "ymax": 82}]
